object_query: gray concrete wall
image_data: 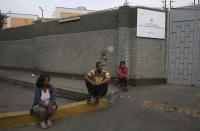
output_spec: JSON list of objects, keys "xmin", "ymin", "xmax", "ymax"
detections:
[
  {"xmin": 0, "ymin": 39, "xmax": 34, "ymax": 69},
  {"xmin": 33, "ymin": 29, "xmax": 118, "ymax": 75},
  {"xmin": 128, "ymin": 28, "xmax": 166, "ymax": 79},
  {"xmin": 0, "ymin": 6, "xmax": 166, "ymax": 83},
  {"xmin": 134, "ymin": 37, "xmax": 166, "ymax": 79},
  {"xmin": 0, "ymin": 29, "xmax": 118, "ymax": 75}
]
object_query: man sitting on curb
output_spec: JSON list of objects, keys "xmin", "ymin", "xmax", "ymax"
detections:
[{"xmin": 84, "ymin": 62, "xmax": 111, "ymax": 104}]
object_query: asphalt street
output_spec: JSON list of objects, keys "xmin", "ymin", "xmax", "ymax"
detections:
[{"xmin": 1, "ymin": 84, "xmax": 200, "ymax": 131}]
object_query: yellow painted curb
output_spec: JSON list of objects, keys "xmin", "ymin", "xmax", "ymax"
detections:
[
  {"xmin": 0, "ymin": 99, "xmax": 108, "ymax": 128},
  {"xmin": 143, "ymin": 100, "xmax": 200, "ymax": 118}
]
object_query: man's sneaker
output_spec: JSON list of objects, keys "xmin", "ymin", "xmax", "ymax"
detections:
[
  {"xmin": 40, "ymin": 121, "xmax": 47, "ymax": 129},
  {"xmin": 94, "ymin": 97, "xmax": 99, "ymax": 104},
  {"xmin": 46, "ymin": 119, "xmax": 53, "ymax": 127},
  {"xmin": 87, "ymin": 97, "xmax": 96, "ymax": 104},
  {"xmin": 87, "ymin": 97, "xmax": 92, "ymax": 104}
]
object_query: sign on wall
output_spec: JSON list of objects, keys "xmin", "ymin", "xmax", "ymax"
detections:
[{"xmin": 137, "ymin": 8, "xmax": 166, "ymax": 39}]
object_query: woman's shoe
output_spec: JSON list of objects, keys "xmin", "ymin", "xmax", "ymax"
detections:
[
  {"xmin": 40, "ymin": 121, "xmax": 47, "ymax": 129},
  {"xmin": 46, "ymin": 119, "xmax": 53, "ymax": 127}
]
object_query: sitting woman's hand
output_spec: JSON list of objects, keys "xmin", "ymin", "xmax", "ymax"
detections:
[{"xmin": 47, "ymin": 103, "xmax": 53, "ymax": 112}]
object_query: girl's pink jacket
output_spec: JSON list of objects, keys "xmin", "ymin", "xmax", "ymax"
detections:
[{"xmin": 117, "ymin": 66, "xmax": 128, "ymax": 79}]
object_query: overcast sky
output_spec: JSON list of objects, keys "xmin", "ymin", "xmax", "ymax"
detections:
[{"xmin": 0, "ymin": 0, "xmax": 196, "ymax": 18}]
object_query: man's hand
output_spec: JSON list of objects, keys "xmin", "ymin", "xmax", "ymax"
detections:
[
  {"xmin": 100, "ymin": 78, "xmax": 110, "ymax": 85},
  {"xmin": 95, "ymin": 82, "xmax": 102, "ymax": 86},
  {"xmin": 84, "ymin": 74, "xmax": 97, "ymax": 86},
  {"xmin": 48, "ymin": 102, "xmax": 52, "ymax": 107},
  {"xmin": 91, "ymin": 81, "xmax": 97, "ymax": 86}
]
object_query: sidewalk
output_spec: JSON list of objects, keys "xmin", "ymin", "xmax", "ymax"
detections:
[
  {"xmin": 0, "ymin": 81, "xmax": 73, "ymax": 113},
  {"xmin": 0, "ymin": 69, "xmax": 121, "ymax": 100}
]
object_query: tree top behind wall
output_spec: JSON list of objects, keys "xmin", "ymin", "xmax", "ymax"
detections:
[{"xmin": 0, "ymin": 12, "xmax": 7, "ymax": 29}]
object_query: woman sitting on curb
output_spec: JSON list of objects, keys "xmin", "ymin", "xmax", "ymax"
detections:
[{"xmin": 30, "ymin": 74, "xmax": 57, "ymax": 129}]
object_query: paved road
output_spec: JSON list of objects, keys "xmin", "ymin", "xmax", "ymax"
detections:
[
  {"xmin": 0, "ymin": 82, "xmax": 73, "ymax": 113},
  {"xmin": 2, "ymin": 84, "xmax": 200, "ymax": 131}
]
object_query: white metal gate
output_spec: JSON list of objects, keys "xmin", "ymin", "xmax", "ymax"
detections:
[{"xmin": 168, "ymin": 7, "xmax": 200, "ymax": 86}]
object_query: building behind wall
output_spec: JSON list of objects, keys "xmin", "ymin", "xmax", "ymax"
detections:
[
  {"xmin": 3, "ymin": 13, "xmax": 38, "ymax": 29},
  {"xmin": 52, "ymin": 6, "xmax": 94, "ymax": 19},
  {"xmin": 2, "ymin": 6, "xmax": 92, "ymax": 29},
  {"xmin": 0, "ymin": 6, "xmax": 167, "ymax": 86}
]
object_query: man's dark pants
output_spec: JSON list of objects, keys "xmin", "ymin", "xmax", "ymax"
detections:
[{"xmin": 85, "ymin": 81, "xmax": 108, "ymax": 98}]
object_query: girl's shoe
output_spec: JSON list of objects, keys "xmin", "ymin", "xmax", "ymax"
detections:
[{"xmin": 122, "ymin": 87, "xmax": 128, "ymax": 92}]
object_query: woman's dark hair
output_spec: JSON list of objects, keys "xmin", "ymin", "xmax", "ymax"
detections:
[
  {"xmin": 36, "ymin": 74, "xmax": 51, "ymax": 87},
  {"xmin": 120, "ymin": 61, "xmax": 125, "ymax": 65}
]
